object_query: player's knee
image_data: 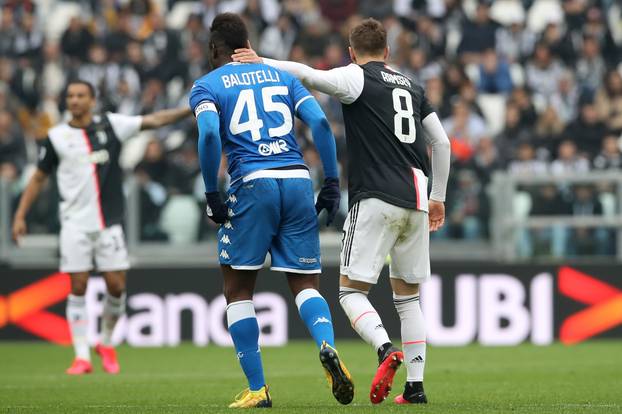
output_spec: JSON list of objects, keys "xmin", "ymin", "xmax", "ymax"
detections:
[
  {"xmin": 224, "ymin": 286, "xmax": 249, "ymax": 304},
  {"xmin": 104, "ymin": 272, "xmax": 126, "ymax": 297},
  {"xmin": 70, "ymin": 279, "xmax": 88, "ymax": 296}
]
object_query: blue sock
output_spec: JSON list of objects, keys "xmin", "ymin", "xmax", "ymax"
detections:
[
  {"xmin": 296, "ymin": 289, "xmax": 335, "ymax": 348},
  {"xmin": 227, "ymin": 301, "xmax": 265, "ymax": 391}
]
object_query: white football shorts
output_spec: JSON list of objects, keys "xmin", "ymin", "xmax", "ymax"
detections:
[
  {"xmin": 340, "ymin": 198, "xmax": 430, "ymax": 285},
  {"xmin": 59, "ymin": 224, "xmax": 130, "ymax": 273}
]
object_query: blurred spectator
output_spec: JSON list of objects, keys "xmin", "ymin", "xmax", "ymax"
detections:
[
  {"xmin": 478, "ymin": 49, "xmax": 513, "ymax": 94},
  {"xmin": 136, "ymin": 139, "xmax": 171, "ymax": 187},
  {"xmin": 527, "ymin": 185, "xmax": 571, "ymax": 258},
  {"xmin": 575, "ymin": 36, "xmax": 606, "ymax": 95},
  {"xmin": 142, "ymin": 14, "xmax": 183, "ymax": 82},
  {"xmin": 564, "ymin": 101, "xmax": 608, "ymax": 157},
  {"xmin": 594, "ymin": 70, "xmax": 622, "ymax": 133},
  {"xmin": 526, "ymin": 43, "xmax": 565, "ymax": 100},
  {"xmin": 551, "ymin": 140, "xmax": 590, "ymax": 175},
  {"xmin": 540, "ymin": 23, "xmax": 576, "ymax": 65},
  {"xmin": 510, "ymin": 87, "xmax": 537, "ymax": 128},
  {"xmin": 457, "ymin": 2, "xmax": 497, "ymax": 63},
  {"xmin": 442, "ymin": 99, "xmax": 487, "ymax": 151},
  {"xmin": 0, "ymin": 111, "xmax": 26, "ymax": 180},
  {"xmin": 568, "ymin": 185, "xmax": 609, "ymax": 256},
  {"xmin": 167, "ymin": 141, "xmax": 201, "ymax": 195},
  {"xmin": 508, "ymin": 142, "xmax": 548, "ymax": 176},
  {"xmin": 533, "ymin": 106, "xmax": 565, "ymax": 159},
  {"xmin": 410, "ymin": 14, "xmax": 446, "ymax": 60},
  {"xmin": 12, "ymin": 13, "xmax": 43, "ymax": 61},
  {"xmin": 495, "ymin": 21, "xmax": 535, "ymax": 63},
  {"xmin": 593, "ymin": 135, "xmax": 622, "ymax": 170},
  {"xmin": 443, "ymin": 169, "xmax": 484, "ymax": 240},
  {"xmin": 61, "ymin": 17, "xmax": 95, "ymax": 63},
  {"xmin": 495, "ymin": 102, "xmax": 531, "ymax": 164},
  {"xmin": 0, "ymin": 8, "xmax": 17, "ymax": 57},
  {"xmin": 550, "ymin": 70, "xmax": 579, "ymax": 124}
]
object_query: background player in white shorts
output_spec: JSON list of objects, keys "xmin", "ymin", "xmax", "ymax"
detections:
[
  {"xmin": 233, "ymin": 17, "xmax": 450, "ymax": 404},
  {"xmin": 12, "ymin": 80, "xmax": 191, "ymax": 375}
]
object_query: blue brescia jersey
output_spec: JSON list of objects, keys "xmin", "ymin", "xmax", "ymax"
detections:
[{"xmin": 189, "ymin": 62, "xmax": 313, "ymax": 183}]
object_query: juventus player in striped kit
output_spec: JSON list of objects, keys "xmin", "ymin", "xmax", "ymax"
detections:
[
  {"xmin": 12, "ymin": 80, "xmax": 191, "ymax": 374},
  {"xmin": 233, "ymin": 18, "xmax": 450, "ymax": 404}
]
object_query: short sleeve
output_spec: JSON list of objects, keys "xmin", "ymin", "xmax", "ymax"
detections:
[
  {"xmin": 107, "ymin": 113, "xmax": 143, "ymax": 142},
  {"xmin": 37, "ymin": 138, "xmax": 59, "ymax": 174},
  {"xmin": 289, "ymin": 76, "xmax": 313, "ymax": 114},
  {"xmin": 420, "ymin": 89, "xmax": 435, "ymax": 120},
  {"xmin": 189, "ymin": 81, "xmax": 219, "ymax": 117}
]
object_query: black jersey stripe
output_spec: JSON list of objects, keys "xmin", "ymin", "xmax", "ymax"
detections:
[
  {"xmin": 342, "ymin": 203, "xmax": 357, "ymax": 267},
  {"xmin": 344, "ymin": 202, "xmax": 360, "ymax": 267}
]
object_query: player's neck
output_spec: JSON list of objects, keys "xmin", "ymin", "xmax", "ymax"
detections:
[
  {"xmin": 354, "ymin": 55, "xmax": 386, "ymax": 65},
  {"xmin": 68, "ymin": 113, "xmax": 93, "ymax": 129}
]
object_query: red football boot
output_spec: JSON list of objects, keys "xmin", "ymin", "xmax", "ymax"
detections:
[
  {"xmin": 95, "ymin": 344, "xmax": 120, "ymax": 374},
  {"xmin": 66, "ymin": 358, "xmax": 93, "ymax": 375},
  {"xmin": 370, "ymin": 347, "xmax": 403, "ymax": 404}
]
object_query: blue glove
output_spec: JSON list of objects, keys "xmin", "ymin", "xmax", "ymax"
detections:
[
  {"xmin": 205, "ymin": 192, "xmax": 228, "ymax": 224},
  {"xmin": 315, "ymin": 177, "xmax": 341, "ymax": 226}
]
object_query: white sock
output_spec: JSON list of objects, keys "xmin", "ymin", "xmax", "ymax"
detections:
[
  {"xmin": 66, "ymin": 294, "xmax": 90, "ymax": 361},
  {"xmin": 101, "ymin": 293, "xmax": 126, "ymax": 346},
  {"xmin": 339, "ymin": 287, "xmax": 390, "ymax": 351},
  {"xmin": 394, "ymin": 293, "xmax": 426, "ymax": 382}
]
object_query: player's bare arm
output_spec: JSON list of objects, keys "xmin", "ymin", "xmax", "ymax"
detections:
[
  {"xmin": 140, "ymin": 107, "xmax": 192, "ymax": 130},
  {"xmin": 12, "ymin": 168, "xmax": 48, "ymax": 243}
]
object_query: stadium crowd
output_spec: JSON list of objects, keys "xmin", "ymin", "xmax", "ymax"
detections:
[{"xmin": 0, "ymin": 0, "xmax": 621, "ymax": 256}]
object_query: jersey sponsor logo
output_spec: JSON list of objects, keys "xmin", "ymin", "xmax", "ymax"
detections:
[
  {"xmin": 258, "ymin": 139, "xmax": 289, "ymax": 156},
  {"xmin": 221, "ymin": 69, "xmax": 281, "ymax": 89},
  {"xmin": 195, "ymin": 101, "xmax": 217, "ymax": 117},
  {"xmin": 381, "ymin": 71, "xmax": 412, "ymax": 88},
  {"xmin": 84, "ymin": 149, "xmax": 110, "ymax": 165}
]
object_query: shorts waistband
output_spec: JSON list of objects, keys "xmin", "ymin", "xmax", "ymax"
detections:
[{"xmin": 242, "ymin": 169, "xmax": 310, "ymax": 182}]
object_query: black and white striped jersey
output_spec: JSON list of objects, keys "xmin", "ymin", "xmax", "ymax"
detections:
[
  {"xmin": 263, "ymin": 58, "xmax": 451, "ymax": 212},
  {"xmin": 37, "ymin": 113, "xmax": 142, "ymax": 231}
]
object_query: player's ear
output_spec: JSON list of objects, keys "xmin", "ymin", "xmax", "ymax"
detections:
[
  {"xmin": 246, "ymin": 39, "xmax": 252, "ymax": 50},
  {"xmin": 384, "ymin": 46, "xmax": 390, "ymax": 61},
  {"xmin": 348, "ymin": 46, "xmax": 356, "ymax": 63}
]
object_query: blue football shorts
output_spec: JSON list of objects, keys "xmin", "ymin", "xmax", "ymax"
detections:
[{"xmin": 217, "ymin": 176, "xmax": 321, "ymax": 274}]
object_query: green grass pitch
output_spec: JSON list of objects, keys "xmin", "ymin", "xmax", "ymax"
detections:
[{"xmin": 0, "ymin": 340, "xmax": 621, "ymax": 413}]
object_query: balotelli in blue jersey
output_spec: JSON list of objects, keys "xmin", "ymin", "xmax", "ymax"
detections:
[{"xmin": 189, "ymin": 13, "xmax": 353, "ymax": 408}]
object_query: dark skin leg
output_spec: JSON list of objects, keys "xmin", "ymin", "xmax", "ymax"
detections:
[
  {"xmin": 70, "ymin": 271, "xmax": 127, "ymax": 297},
  {"xmin": 222, "ymin": 265, "xmax": 321, "ymax": 303},
  {"xmin": 286, "ymin": 273, "xmax": 320, "ymax": 297},
  {"xmin": 70, "ymin": 272, "xmax": 89, "ymax": 295},
  {"xmin": 103, "ymin": 271, "xmax": 126, "ymax": 297},
  {"xmin": 222, "ymin": 265, "xmax": 258, "ymax": 304}
]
